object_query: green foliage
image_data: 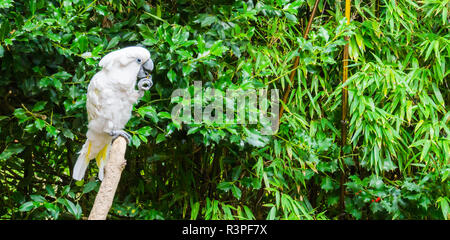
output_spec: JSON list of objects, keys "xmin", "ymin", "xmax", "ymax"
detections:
[{"xmin": 0, "ymin": 0, "xmax": 448, "ymax": 220}]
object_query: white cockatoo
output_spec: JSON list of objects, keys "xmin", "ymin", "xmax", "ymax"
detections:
[{"xmin": 73, "ymin": 46, "xmax": 154, "ymax": 181}]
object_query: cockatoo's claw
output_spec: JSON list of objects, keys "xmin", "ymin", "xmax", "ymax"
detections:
[
  {"xmin": 138, "ymin": 77, "xmax": 153, "ymax": 91},
  {"xmin": 110, "ymin": 130, "xmax": 131, "ymax": 145}
]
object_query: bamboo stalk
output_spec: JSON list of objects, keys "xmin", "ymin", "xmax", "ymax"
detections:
[
  {"xmin": 278, "ymin": 0, "xmax": 320, "ymax": 121},
  {"xmin": 339, "ymin": 0, "xmax": 352, "ymax": 217},
  {"xmin": 341, "ymin": 0, "xmax": 351, "ymax": 149},
  {"xmin": 88, "ymin": 137, "xmax": 127, "ymax": 220}
]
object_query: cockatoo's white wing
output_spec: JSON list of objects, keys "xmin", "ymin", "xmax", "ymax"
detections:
[{"xmin": 73, "ymin": 71, "xmax": 114, "ymax": 180}]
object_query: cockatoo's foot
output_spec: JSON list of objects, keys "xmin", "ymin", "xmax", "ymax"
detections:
[{"xmin": 110, "ymin": 130, "xmax": 131, "ymax": 145}]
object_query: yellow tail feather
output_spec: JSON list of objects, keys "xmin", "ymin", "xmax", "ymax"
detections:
[
  {"xmin": 95, "ymin": 144, "xmax": 109, "ymax": 168},
  {"xmin": 85, "ymin": 141, "xmax": 92, "ymax": 163}
]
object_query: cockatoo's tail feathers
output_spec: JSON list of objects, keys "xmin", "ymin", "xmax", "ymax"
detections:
[
  {"xmin": 73, "ymin": 141, "xmax": 111, "ymax": 181},
  {"xmin": 86, "ymin": 141, "xmax": 92, "ymax": 161},
  {"xmin": 95, "ymin": 144, "xmax": 109, "ymax": 181},
  {"xmin": 73, "ymin": 141, "xmax": 92, "ymax": 181},
  {"xmin": 98, "ymin": 159, "xmax": 105, "ymax": 181},
  {"xmin": 95, "ymin": 144, "xmax": 108, "ymax": 168}
]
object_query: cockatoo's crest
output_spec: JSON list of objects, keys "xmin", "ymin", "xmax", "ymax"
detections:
[{"xmin": 99, "ymin": 46, "xmax": 151, "ymax": 71}]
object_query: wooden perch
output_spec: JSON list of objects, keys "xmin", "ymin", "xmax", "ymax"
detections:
[{"xmin": 88, "ymin": 136, "xmax": 127, "ymax": 220}]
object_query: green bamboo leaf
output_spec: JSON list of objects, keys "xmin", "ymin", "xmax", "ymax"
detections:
[
  {"xmin": 217, "ymin": 182, "xmax": 232, "ymax": 192},
  {"xmin": 432, "ymin": 83, "xmax": 444, "ymax": 106},
  {"xmin": 424, "ymin": 41, "xmax": 435, "ymax": 61},
  {"xmin": 190, "ymin": 202, "xmax": 200, "ymax": 220},
  {"xmin": 29, "ymin": 0, "xmax": 36, "ymax": 15},
  {"xmin": 437, "ymin": 197, "xmax": 449, "ymax": 220},
  {"xmin": 231, "ymin": 185, "xmax": 242, "ymax": 200},
  {"xmin": 243, "ymin": 205, "xmax": 255, "ymax": 220},
  {"xmin": 267, "ymin": 206, "xmax": 276, "ymax": 220},
  {"xmin": 284, "ymin": 13, "xmax": 298, "ymax": 23},
  {"xmin": 406, "ymin": 100, "xmax": 413, "ymax": 124},
  {"xmin": 420, "ymin": 140, "xmax": 431, "ymax": 161},
  {"xmin": 443, "ymin": 7, "xmax": 448, "ymax": 26},
  {"xmin": 434, "ymin": 40, "xmax": 440, "ymax": 60}
]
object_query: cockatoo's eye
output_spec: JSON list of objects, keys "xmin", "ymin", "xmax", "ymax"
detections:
[{"xmin": 137, "ymin": 58, "xmax": 142, "ymax": 64}]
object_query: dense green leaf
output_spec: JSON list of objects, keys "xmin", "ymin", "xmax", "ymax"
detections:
[{"xmin": 0, "ymin": 0, "xmax": 447, "ymax": 221}]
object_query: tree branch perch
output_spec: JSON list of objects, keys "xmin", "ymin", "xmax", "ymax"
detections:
[{"xmin": 88, "ymin": 136, "xmax": 127, "ymax": 220}]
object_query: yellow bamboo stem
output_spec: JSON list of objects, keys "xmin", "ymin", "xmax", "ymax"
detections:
[
  {"xmin": 339, "ymin": 0, "xmax": 352, "ymax": 217},
  {"xmin": 341, "ymin": 0, "xmax": 351, "ymax": 146}
]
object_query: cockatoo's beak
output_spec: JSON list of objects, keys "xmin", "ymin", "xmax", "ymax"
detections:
[
  {"xmin": 143, "ymin": 59, "xmax": 154, "ymax": 72},
  {"xmin": 137, "ymin": 59, "xmax": 154, "ymax": 91},
  {"xmin": 137, "ymin": 59, "xmax": 154, "ymax": 79}
]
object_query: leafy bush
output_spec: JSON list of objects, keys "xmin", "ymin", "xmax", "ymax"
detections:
[{"xmin": 0, "ymin": 0, "xmax": 448, "ymax": 220}]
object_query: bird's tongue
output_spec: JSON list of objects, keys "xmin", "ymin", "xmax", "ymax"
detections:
[{"xmin": 140, "ymin": 73, "xmax": 151, "ymax": 80}]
